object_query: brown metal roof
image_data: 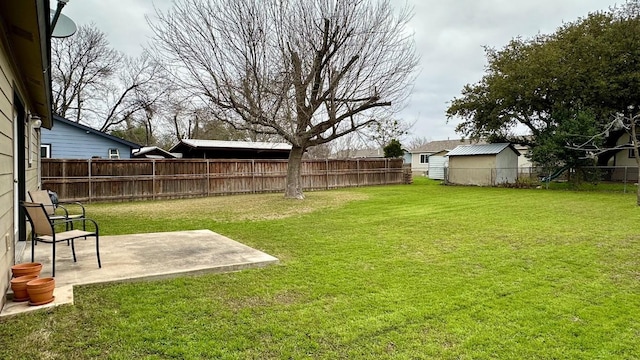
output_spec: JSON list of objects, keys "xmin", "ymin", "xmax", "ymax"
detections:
[{"xmin": 447, "ymin": 143, "xmax": 521, "ymax": 157}]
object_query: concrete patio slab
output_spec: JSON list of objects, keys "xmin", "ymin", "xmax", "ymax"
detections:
[{"xmin": 1, "ymin": 229, "xmax": 278, "ymax": 317}]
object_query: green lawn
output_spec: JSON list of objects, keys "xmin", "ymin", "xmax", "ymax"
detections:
[{"xmin": 2, "ymin": 178, "xmax": 639, "ymax": 359}]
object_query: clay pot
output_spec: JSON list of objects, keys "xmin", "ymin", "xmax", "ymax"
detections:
[
  {"xmin": 11, "ymin": 262, "xmax": 43, "ymax": 278},
  {"xmin": 26, "ymin": 277, "xmax": 55, "ymax": 306},
  {"xmin": 10, "ymin": 275, "xmax": 39, "ymax": 302}
]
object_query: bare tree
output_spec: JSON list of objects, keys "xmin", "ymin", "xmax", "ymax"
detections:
[
  {"xmin": 96, "ymin": 52, "xmax": 166, "ymax": 133},
  {"xmin": 333, "ymin": 132, "xmax": 367, "ymax": 158},
  {"xmin": 51, "ymin": 24, "xmax": 121, "ymax": 121},
  {"xmin": 365, "ymin": 117, "xmax": 414, "ymax": 149},
  {"xmin": 304, "ymin": 143, "xmax": 333, "ymax": 159},
  {"xmin": 159, "ymin": 94, "xmax": 264, "ymax": 143},
  {"xmin": 407, "ymin": 136, "xmax": 431, "ymax": 151},
  {"xmin": 149, "ymin": 0, "xmax": 418, "ymax": 199},
  {"xmin": 52, "ymin": 24, "xmax": 167, "ymax": 139}
]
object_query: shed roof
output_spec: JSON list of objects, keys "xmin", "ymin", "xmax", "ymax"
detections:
[
  {"xmin": 447, "ymin": 143, "xmax": 521, "ymax": 157},
  {"xmin": 132, "ymin": 146, "xmax": 177, "ymax": 159},
  {"xmin": 170, "ymin": 139, "xmax": 291, "ymax": 152},
  {"xmin": 410, "ymin": 139, "xmax": 485, "ymax": 154}
]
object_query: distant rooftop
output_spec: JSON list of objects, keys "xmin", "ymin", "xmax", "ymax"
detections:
[
  {"xmin": 411, "ymin": 139, "xmax": 485, "ymax": 153},
  {"xmin": 132, "ymin": 146, "xmax": 176, "ymax": 159},
  {"xmin": 170, "ymin": 139, "xmax": 292, "ymax": 152}
]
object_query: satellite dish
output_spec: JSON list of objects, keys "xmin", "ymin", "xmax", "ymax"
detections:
[{"xmin": 50, "ymin": 10, "xmax": 77, "ymax": 38}]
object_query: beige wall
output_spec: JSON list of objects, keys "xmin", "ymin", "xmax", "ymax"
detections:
[
  {"xmin": 495, "ymin": 148, "xmax": 519, "ymax": 184},
  {"xmin": 448, "ymin": 155, "xmax": 496, "ymax": 185},
  {"xmin": 411, "ymin": 152, "xmax": 429, "ymax": 176},
  {"xmin": 448, "ymin": 149, "xmax": 519, "ymax": 185},
  {"xmin": 0, "ymin": 36, "xmax": 11, "ymax": 310},
  {"xmin": 516, "ymin": 147, "xmax": 533, "ymax": 168},
  {"xmin": 0, "ymin": 30, "xmax": 41, "ymax": 309}
]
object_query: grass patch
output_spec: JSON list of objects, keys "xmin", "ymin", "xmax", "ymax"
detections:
[
  {"xmin": 545, "ymin": 180, "xmax": 637, "ymax": 193},
  {"xmin": 1, "ymin": 178, "xmax": 639, "ymax": 359}
]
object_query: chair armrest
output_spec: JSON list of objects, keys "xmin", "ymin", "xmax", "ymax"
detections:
[
  {"xmin": 52, "ymin": 205, "xmax": 70, "ymax": 217},
  {"xmin": 58, "ymin": 202, "xmax": 86, "ymax": 217},
  {"xmin": 57, "ymin": 217, "xmax": 99, "ymax": 233}
]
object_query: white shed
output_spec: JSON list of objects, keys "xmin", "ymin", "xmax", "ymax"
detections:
[
  {"xmin": 428, "ymin": 150, "xmax": 449, "ymax": 180},
  {"xmin": 446, "ymin": 143, "xmax": 521, "ymax": 186}
]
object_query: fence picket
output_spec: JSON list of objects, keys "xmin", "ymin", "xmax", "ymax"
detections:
[{"xmin": 42, "ymin": 158, "xmax": 404, "ymax": 202}]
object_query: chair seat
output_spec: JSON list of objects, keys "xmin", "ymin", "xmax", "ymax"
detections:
[{"xmin": 38, "ymin": 230, "xmax": 95, "ymax": 243}]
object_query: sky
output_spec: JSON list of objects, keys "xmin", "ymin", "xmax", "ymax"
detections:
[{"xmin": 61, "ymin": 0, "xmax": 618, "ymax": 142}]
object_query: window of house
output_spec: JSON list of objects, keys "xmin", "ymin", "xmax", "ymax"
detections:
[
  {"xmin": 40, "ymin": 144, "xmax": 51, "ymax": 159},
  {"xmin": 420, "ymin": 154, "xmax": 429, "ymax": 164},
  {"xmin": 108, "ymin": 148, "xmax": 120, "ymax": 159}
]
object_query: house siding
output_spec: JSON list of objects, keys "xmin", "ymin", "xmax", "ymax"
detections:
[
  {"xmin": 42, "ymin": 120, "xmax": 133, "ymax": 159},
  {"xmin": 0, "ymin": 38, "xmax": 40, "ymax": 309},
  {"xmin": 411, "ymin": 152, "xmax": 429, "ymax": 175},
  {"xmin": 428, "ymin": 154, "xmax": 447, "ymax": 180},
  {"xmin": 0, "ymin": 35, "xmax": 14, "ymax": 311},
  {"xmin": 614, "ymin": 133, "xmax": 638, "ymax": 167}
]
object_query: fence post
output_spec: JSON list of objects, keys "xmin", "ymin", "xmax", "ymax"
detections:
[
  {"xmin": 357, "ymin": 159, "xmax": 360, "ymax": 186},
  {"xmin": 251, "ymin": 160, "xmax": 255, "ymax": 194},
  {"xmin": 326, "ymin": 159, "xmax": 329, "ymax": 190},
  {"xmin": 206, "ymin": 159, "xmax": 210, "ymax": 197},
  {"xmin": 87, "ymin": 159, "xmax": 92, "ymax": 203},
  {"xmin": 152, "ymin": 160, "xmax": 156, "ymax": 200},
  {"xmin": 385, "ymin": 159, "xmax": 388, "ymax": 184}
]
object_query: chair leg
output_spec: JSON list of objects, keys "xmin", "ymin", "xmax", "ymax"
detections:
[
  {"xmin": 31, "ymin": 235, "xmax": 35, "ymax": 262},
  {"xmin": 52, "ymin": 241, "xmax": 56, "ymax": 277},
  {"xmin": 71, "ymin": 239, "xmax": 77, "ymax": 262},
  {"xmin": 95, "ymin": 234, "xmax": 101, "ymax": 269}
]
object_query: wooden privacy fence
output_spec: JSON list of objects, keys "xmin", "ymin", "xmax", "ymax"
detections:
[{"xmin": 41, "ymin": 158, "xmax": 405, "ymax": 202}]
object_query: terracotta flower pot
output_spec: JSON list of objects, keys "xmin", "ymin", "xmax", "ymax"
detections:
[
  {"xmin": 10, "ymin": 275, "xmax": 39, "ymax": 302},
  {"xmin": 26, "ymin": 277, "xmax": 55, "ymax": 306},
  {"xmin": 11, "ymin": 262, "xmax": 43, "ymax": 278}
]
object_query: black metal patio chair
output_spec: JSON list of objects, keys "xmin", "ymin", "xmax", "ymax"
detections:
[{"xmin": 21, "ymin": 201, "xmax": 101, "ymax": 277}]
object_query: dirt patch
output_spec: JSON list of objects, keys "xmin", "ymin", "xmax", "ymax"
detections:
[{"xmin": 92, "ymin": 191, "xmax": 368, "ymax": 222}]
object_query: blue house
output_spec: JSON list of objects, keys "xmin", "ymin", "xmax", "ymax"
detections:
[{"xmin": 41, "ymin": 115, "xmax": 140, "ymax": 159}]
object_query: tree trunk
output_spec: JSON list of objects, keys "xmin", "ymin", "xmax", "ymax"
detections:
[{"xmin": 284, "ymin": 146, "xmax": 305, "ymax": 200}]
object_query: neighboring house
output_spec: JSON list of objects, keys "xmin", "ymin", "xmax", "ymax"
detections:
[
  {"xmin": 611, "ymin": 133, "xmax": 639, "ymax": 167},
  {"xmin": 170, "ymin": 139, "xmax": 292, "ymax": 159},
  {"xmin": 410, "ymin": 139, "xmax": 485, "ymax": 176},
  {"xmin": 41, "ymin": 115, "xmax": 140, "ymax": 159},
  {"xmin": 608, "ymin": 133, "xmax": 640, "ymax": 181},
  {"xmin": 447, "ymin": 143, "xmax": 521, "ymax": 186},
  {"xmin": 514, "ymin": 144, "xmax": 533, "ymax": 172},
  {"xmin": 132, "ymin": 146, "xmax": 177, "ymax": 159},
  {"xmin": 0, "ymin": 1, "xmax": 52, "ymax": 309}
]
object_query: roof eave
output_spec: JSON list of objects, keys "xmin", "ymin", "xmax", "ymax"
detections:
[{"xmin": 0, "ymin": 0, "xmax": 52, "ymax": 128}]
